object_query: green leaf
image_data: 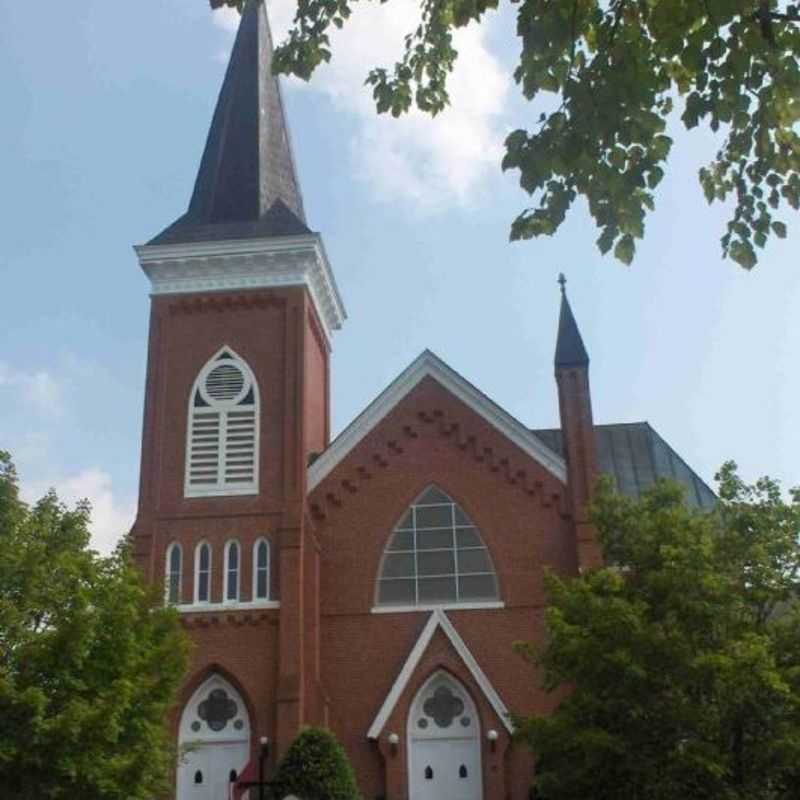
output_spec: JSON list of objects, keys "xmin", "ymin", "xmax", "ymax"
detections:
[
  {"xmin": 772, "ymin": 221, "xmax": 787, "ymax": 238},
  {"xmin": 614, "ymin": 235, "xmax": 636, "ymax": 265}
]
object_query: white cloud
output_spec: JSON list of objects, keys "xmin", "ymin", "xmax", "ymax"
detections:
[
  {"xmin": 0, "ymin": 362, "xmax": 64, "ymax": 419},
  {"xmin": 212, "ymin": 5, "xmax": 240, "ymax": 33},
  {"xmin": 22, "ymin": 469, "xmax": 136, "ymax": 556},
  {"xmin": 213, "ymin": 0, "xmax": 511, "ymax": 210}
]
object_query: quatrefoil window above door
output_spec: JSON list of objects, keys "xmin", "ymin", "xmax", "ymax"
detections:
[{"xmin": 407, "ymin": 672, "xmax": 483, "ymax": 800}]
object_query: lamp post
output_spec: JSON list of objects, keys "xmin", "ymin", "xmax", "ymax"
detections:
[{"xmin": 258, "ymin": 736, "xmax": 269, "ymax": 800}]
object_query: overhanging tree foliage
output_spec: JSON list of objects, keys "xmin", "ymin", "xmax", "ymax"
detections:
[
  {"xmin": 514, "ymin": 464, "xmax": 800, "ymax": 799},
  {"xmin": 0, "ymin": 451, "xmax": 190, "ymax": 800},
  {"xmin": 213, "ymin": 0, "xmax": 798, "ymax": 269}
]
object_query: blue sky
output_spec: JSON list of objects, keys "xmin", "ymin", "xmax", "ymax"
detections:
[{"xmin": 1, "ymin": 0, "xmax": 798, "ymax": 551}]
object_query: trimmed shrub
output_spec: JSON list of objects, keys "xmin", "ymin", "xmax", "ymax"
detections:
[{"xmin": 271, "ymin": 726, "xmax": 360, "ymax": 800}]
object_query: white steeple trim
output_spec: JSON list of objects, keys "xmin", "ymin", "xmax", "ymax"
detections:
[
  {"xmin": 134, "ymin": 233, "xmax": 346, "ymax": 343},
  {"xmin": 366, "ymin": 608, "xmax": 513, "ymax": 739},
  {"xmin": 308, "ymin": 350, "xmax": 566, "ymax": 489}
]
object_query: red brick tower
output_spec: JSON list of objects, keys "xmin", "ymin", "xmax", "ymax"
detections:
[
  {"xmin": 554, "ymin": 275, "xmax": 601, "ymax": 571},
  {"xmin": 129, "ymin": 2, "xmax": 345, "ymax": 792}
]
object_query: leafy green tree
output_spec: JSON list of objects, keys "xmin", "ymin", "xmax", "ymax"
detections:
[
  {"xmin": 0, "ymin": 451, "xmax": 190, "ymax": 799},
  {"xmin": 271, "ymin": 726, "xmax": 361, "ymax": 800},
  {"xmin": 214, "ymin": 0, "xmax": 798, "ymax": 269},
  {"xmin": 514, "ymin": 464, "xmax": 800, "ymax": 799}
]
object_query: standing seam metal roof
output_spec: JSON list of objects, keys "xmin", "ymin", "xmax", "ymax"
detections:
[{"xmin": 533, "ymin": 422, "xmax": 717, "ymax": 510}]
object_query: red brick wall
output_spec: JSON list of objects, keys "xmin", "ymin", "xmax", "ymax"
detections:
[
  {"xmin": 310, "ymin": 377, "xmax": 574, "ymax": 799},
  {"xmin": 303, "ymin": 303, "xmax": 329, "ymax": 462},
  {"xmin": 132, "ymin": 282, "xmax": 583, "ymax": 799},
  {"xmin": 131, "ymin": 283, "xmax": 331, "ymax": 762}
]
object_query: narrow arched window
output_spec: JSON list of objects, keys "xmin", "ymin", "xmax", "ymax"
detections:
[
  {"xmin": 165, "ymin": 543, "xmax": 182, "ymax": 605},
  {"xmin": 195, "ymin": 542, "xmax": 212, "ymax": 604},
  {"xmin": 253, "ymin": 538, "xmax": 270, "ymax": 601},
  {"xmin": 376, "ymin": 486, "xmax": 499, "ymax": 607},
  {"xmin": 185, "ymin": 347, "xmax": 260, "ymax": 498},
  {"xmin": 224, "ymin": 540, "xmax": 240, "ymax": 603}
]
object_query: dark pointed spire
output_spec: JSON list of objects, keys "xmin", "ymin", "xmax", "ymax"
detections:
[
  {"xmin": 149, "ymin": 0, "xmax": 309, "ymax": 245},
  {"xmin": 554, "ymin": 274, "xmax": 589, "ymax": 369}
]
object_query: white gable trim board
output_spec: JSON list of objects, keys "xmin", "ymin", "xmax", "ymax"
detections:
[
  {"xmin": 366, "ymin": 609, "xmax": 513, "ymax": 740},
  {"xmin": 308, "ymin": 351, "xmax": 567, "ymax": 491}
]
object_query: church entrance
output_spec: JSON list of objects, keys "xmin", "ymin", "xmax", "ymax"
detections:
[
  {"xmin": 177, "ymin": 675, "xmax": 251, "ymax": 800},
  {"xmin": 407, "ymin": 672, "xmax": 483, "ymax": 800}
]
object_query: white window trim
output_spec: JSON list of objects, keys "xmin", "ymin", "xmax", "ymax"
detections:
[
  {"xmin": 194, "ymin": 541, "xmax": 212, "ymax": 605},
  {"xmin": 374, "ymin": 486, "xmax": 501, "ymax": 609},
  {"xmin": 252, "ymin": 537, "xmax": 271, "ymax": 601},
  {"xmin": 223, "ymin": 539, "xmax": 241, "ymax": 604},
  {"xmin": 371, "ymin": 600, "xmax": 505, "ymax": 614},
  {"xmin": 367, "ymin": 609, "xmax": 512, "ymax": 739},
  {"xmin": 184, "ymin": 346, "xmax": 261, "ymax": 499},
  {"xmin": 177, "ymin": 599, "xmax": 281, "ymax": 614},
  {"xmin": 165, "ymin": 542, "xmax": 182, "ymax": 605}
]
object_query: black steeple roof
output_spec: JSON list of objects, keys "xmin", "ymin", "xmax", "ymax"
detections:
[
  {"xmin": 554, "ymin": 275, "xmax": 589, "ymax": 369},
  {"xmin": 149, "ymin": 0, "xmax": 309, "ymax": 245}
]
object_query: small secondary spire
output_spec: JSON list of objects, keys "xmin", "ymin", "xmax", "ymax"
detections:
[{"xmin": 554, "ymin": 275, "xmax": 589, "ymax": 368}]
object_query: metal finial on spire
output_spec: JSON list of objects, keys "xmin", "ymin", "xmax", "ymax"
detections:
[{"xmin": 558, "ymin": 273, "xmax": 567, "ymax": 294}]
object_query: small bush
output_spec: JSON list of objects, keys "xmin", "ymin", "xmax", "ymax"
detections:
[{"xmin": 271, "ymin": 726, "xmax": 360, "ymax": 800}]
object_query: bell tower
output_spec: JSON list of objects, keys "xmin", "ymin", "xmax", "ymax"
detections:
[{"xmin": 130, "ymin": 0, "xmax": 345, "ymax": 764}]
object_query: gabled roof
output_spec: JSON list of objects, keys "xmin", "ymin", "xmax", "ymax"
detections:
[
  {"xmin": 149, "ymin": 0, "xmax": 307, "ymax": 245},
  {"xmin": 533, "ymin": 422, "xmax": 717, "ymax": 509},
  {"xmin": 554, "ymin": 289, "xmax": 589, "ymax": 369},
  {"xmin": 307, "ymin": 351, "xmax": 567, "ymax": 490},
  {"xmin": 367, "ymin": 609, "xmax": 512, "ymax": 739}
]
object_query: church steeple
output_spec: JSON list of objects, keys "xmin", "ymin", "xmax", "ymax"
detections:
[
  {"xmin": 554, "ymin": 274, "xmax": 589, "ymax": 369},
  {"xmin": 149, "ymin": 0, "xmax": 308, "ymax": 245}
]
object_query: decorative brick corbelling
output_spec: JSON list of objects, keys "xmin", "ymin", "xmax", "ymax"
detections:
[
  {"xmin": 167, "ymin": 292, "xmax": 287, "ymax": 315},
  {"xmin": 309, "ymin": 407, "xmax": 567, "ymax": 520}
]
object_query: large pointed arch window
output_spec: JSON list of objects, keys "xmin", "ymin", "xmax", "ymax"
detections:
[
  {"xmin": 185, "ymin": 348, "xmax": 259, "ymax": 497},
  {"xmin": 376, "ymin": 486, "xmax": 500, "ymax": 608}
]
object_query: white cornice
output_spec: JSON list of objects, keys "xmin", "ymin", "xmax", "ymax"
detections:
[
  {"xmin": 308, "ymin": 350, "xmax": 567, "ymax": 489},
  {"xmin": 134, "ymin": 233, "xmax": 346, "ymax": 343},
  {"xmin": 366, "ymin": 609, "xmax": 513, "ymax": 739}
]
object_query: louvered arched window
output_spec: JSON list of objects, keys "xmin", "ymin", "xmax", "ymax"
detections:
[
  {"xmin": 376, "ymin": 486, "xmax": 500, "ymax": 607},
  {"xmin": 253, "ymin": 538, "xmax": 271, "ymax": 601},
  {"xmin": 185, "ymin": 348, "xmax": 260, "ymax": 498},
  {"xmin": 165, "ymin": 542, "xmax": 182, "ymax": 605}
]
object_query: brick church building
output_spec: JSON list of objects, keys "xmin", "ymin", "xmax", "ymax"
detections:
[{"xmin": 129, "ymin": 2, "xmax": 715, "ymax": 798}]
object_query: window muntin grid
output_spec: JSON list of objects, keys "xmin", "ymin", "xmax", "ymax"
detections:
[
  {"xmin": 376, "ymin": 486, "xmax": 499, "ymax": 607},
  {"xmin": 253, "ymin": 539, "xmax": 270, "ymax": 600},
  {"xmin": 224, "ymin": 540, "xmax": 240, "ymax": 602},
  {"xmin": 166, "ymin": 543, "xmax": 182, "ymax": 605},
  {"xmin": 195, "ymin": 542, "xmax": 211, "ymax": 604}
]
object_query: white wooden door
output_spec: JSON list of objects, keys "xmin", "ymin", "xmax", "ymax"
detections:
[
  {"xmin": 408, "ymin": 672, "xmax": 483, "ymax": 800},
  {"xmin": 410, "ymin": 738, "xmax": 482, "ymax": 800},
  {"xmin": 177, "ymin": 675, "xmax": 251, "ymax": 800},
  {"xmin": 177, "ymin": 741, "xmax": 249, "ymax": 800}
]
